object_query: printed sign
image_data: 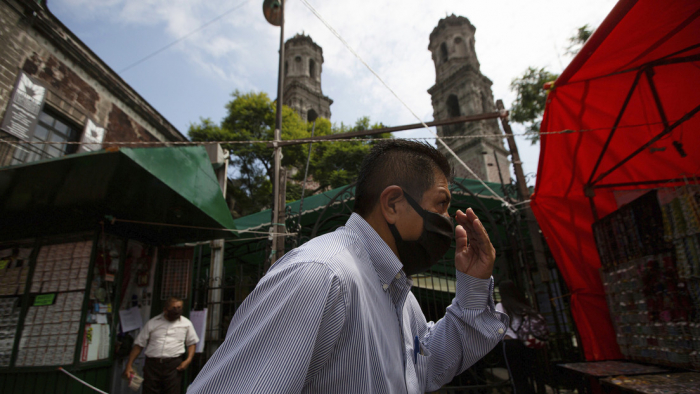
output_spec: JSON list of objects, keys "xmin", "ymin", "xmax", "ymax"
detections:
[
  {"xmin": 77, "ymin": 119, "xmax": 105, "ymax": 153},
  {"xmin": 0, "ymin": 72, "xmax": 47, "ymax": 140},
  {"xmin": 34, "ymin": 293, "xmax": 56, "ymax": 306}
]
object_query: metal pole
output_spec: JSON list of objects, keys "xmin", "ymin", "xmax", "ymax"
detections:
[
  {"xmin": 270, "ymin": 0, "xmax": 285, "ymax": 268},
  {"xmin": 297, "ymin": 119, "xmax": 316, "ymax": 244},
  {"xmin": 496, "ymin": 99, "xmax": 550, "ymax": 283},
  {"xmin": 208, "ymin": 149, "xmax": 228, "ymax": 354}
]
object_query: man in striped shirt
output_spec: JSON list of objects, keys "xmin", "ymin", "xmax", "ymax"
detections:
[{"xmin": 189, "ymin": 140, "xmax": 508, "ymax": 393}]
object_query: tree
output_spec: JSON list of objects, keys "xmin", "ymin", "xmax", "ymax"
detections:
[
  {"xmin": 509, "ymin": 25, "xmax": 594, "ymax": 144},
  {"xmin": 565, "ymin": 24, "xmax": 594, "ymax": 56},
  {"xmin": 189, "ymin": 91, "xmax": 308, "ymax": 217},
  {"xmin": 189, "ymin": 90, "xmax": 389, "ymax": 217},
  {"xmin": 305, "ymin": 117, "xmax": 389, "ymax": 192},
  {"xmin": 510, "ymin": 67, "xmax": 559, "ymax": 144}
]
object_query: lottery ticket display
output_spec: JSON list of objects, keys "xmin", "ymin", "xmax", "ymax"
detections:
[
  {"xmin": 0, "ymin": 249, "xmax": 31, "ymax": 296},
  {"xmin": 12, "ymin": 241, "xmax": 92, "ymax": 367},
  {"xmin": 0, "ymin": 297, "xmax": 20, "ymax": 367},
  {"xmin": 595, "ymin": 188, "xmax": 700, "ymax": 370},
  {"xmin": 14, "ymin": 292, "xmax": 83, "ymax": 367}
]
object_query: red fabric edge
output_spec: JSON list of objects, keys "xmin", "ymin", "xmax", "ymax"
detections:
[{"xmin": 556, "ymin": 0, "xmax": 639, "ymax": 86}]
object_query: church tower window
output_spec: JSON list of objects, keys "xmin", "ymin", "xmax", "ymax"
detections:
[
  {"xmin": 447, "ymin": 95, "xmax": 460, "ymax": 118},
  {"xmin": 309, "ymin": 59, "xmax": 315, "ymax": 78},
  {"xmin": 440, "ymin": 42, "xmax": 449, "ymax": 63}
]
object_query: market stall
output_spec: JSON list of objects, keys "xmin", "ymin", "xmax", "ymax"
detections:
[
  {"xmin": 0, "ymin": 146, "xmax": 236, "ymax": 393},
  {"xmin": 531, "ymin": 0, "xmax": 700, "ymax": 361}
]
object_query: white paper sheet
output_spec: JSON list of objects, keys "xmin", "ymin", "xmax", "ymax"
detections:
[
  {"xmin": 119, "ymin": 307, "xmax": 142, "ymax": 333},
  {"xmin": 189, "ymin": 309, "xmax": 207, "ymax": 353}
]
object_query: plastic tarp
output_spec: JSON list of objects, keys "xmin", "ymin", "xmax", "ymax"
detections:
[
  {"xmin": 531, "ymin": 0, "xmax": 700, "ymax": 360},
  {"xmin": 0, "ymin": 146, "xmax": 236, "ymax": 243}
]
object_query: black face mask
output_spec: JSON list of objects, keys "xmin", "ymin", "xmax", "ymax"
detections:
[
  {"xmin": 165, "ymin": 307, "xmax": 182, "ymax": 321},
  {"xmin": 388, "ymin": 190, "xmax": 454, "ymax": 276}
]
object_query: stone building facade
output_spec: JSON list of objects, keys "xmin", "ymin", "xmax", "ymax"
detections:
[
  {"xmin": 428, "ymin": 15, "xmax": 510, "ymax": 184},
  {"xmin": 0, "ymin": 0, "xmax": 185, "ymax": 166},
  {"xmin": 283, "ymin": 34, "xmax": 332, "ymax": 121}
]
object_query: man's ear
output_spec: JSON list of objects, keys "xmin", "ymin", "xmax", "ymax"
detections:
[{"xmin": 379, "ymin": 186, "xmax": 404, "ymax": 224}]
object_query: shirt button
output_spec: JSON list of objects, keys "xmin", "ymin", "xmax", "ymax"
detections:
[
  {"xmin": 395, "ymin": 273, "xmax": 401, "ymax": 280},
  {"xmin": 498, "ymin": 328, "xmax": 504, "ymax": 334},
  {"xmin": 382, "ymin": 284, "xmax": 389, "ymax": 291}
]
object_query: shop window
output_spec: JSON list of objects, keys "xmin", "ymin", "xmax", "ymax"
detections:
[
  {"xmin": 10, "ymin": 109, "xmax": 80, "ymax": 165},
  {"xmin": 161, "ymin": 258, "xmax": 191, "ymax": 300},
  {"xmin": 309, "ymin": 59, "xmax": 316, "ymax": 78}
]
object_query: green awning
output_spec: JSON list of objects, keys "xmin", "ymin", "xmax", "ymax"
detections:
[
  {"xmin": 233, "ymin": 177, "xmax": 508, "ymax": 235},
  {"xmin": 0, "ymin": 146, "xmax": 236, "ymax": 244}
]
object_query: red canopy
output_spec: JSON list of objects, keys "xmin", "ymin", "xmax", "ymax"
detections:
[{"xmin": 531, "ymin": 0, "xmax": 700, "ymax": 361}]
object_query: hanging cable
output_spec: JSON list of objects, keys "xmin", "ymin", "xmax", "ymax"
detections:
[
  {"xmin": 118, "ymin": 0, "xmax": 253, "ymax": 74},
  {"xmin": 298, "ymin": 0, "xmax": 514, "ymax": 212},
  {"xmin": 0, "ymin": 120, "xmax": 673, "ymax": 147},
  {"xmin": 104, "ymin": 216, "xmax": 296, "ymax": 236}
]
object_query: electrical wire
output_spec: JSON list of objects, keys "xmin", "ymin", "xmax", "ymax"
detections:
[
  {"xmin": 297, "ymin": 0, "xmax": 513, "ymax": 211},
  {"xmin": 117, "ymin": 0, "xmax": 253, "ymax": 74},
  {"xmin": 105, "ymin": 216, "xmax": 295, "ymax": 236},
  {"xmin": 1, "ymin": 120, "xmax": 672, "ymax": 147}
]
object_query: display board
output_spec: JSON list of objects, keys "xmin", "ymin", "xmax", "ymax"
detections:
[
  {"xmin": 14, "ymin": 241, "xmax": 92, "ymax": 367},
  {"xmin": 595, "ymin": 187, "xmax": 700, "ymax": 369},
  {"xmin": 0, "ymin": 248, "xmax": 32, "ymax": 367},
  {"xmin": 0, "ymin": 297, "xmax": 20, "ymax": 367}
]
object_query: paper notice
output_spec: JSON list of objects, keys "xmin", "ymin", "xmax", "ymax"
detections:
[
  {"xmin": 119, "ymin": 307, "xmax": 142, "ymax": 333},
  {"xmin": 190, "ymin": 309, "xmax": 207, "ymax": 353}
]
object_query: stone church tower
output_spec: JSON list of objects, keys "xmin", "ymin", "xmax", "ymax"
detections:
[
  {"xmin": 428, "ymin": 15, "xmax": 510, "ymax": 183},
  {"xmin": 283, "ymin": 34, "xmax": 333, "ymax": 121}
]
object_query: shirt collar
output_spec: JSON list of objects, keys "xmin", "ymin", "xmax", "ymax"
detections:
[{"xmin": 345, "ymin": 213, "xmax": 405, "ymax": 287}]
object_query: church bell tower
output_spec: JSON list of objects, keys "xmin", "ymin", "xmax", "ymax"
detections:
[
  {"xmin": 428, "ymin": 15, "xmax": 510, "ymax": 183},
  {"xmin": 283, "ymin": 34, "xmax": 333, "ymax": 121}
]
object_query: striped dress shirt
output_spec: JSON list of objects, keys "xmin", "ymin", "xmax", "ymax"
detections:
[{"xmin": 188, "ymin": 213, "xmax": 508, "ymax": 394}]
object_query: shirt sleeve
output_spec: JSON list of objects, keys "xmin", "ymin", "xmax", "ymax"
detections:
[
  {"xmin": 422, "ymin": 271, "xmax": 509, "ymax": 392},
  {"xmin": 187, "ymin": 261, "xmax": 345, "ymax": 394},
  {"xmin": 133, "ymin": 319, "xmax": 151, "ymax": 349},
  {"xmin": 185, "ymin": 320, "xmax": 200, "ymax": 347}
]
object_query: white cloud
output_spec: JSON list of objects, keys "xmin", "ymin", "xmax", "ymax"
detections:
[{"xmin": 51, "ymin": 0, "xmax": 618, "ymax": 181}]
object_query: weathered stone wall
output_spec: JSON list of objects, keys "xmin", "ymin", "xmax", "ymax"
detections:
[
  {"xmin": 428, "ymin": 14, "xmax": 511, "ymax": 184},
  {"xmin": 282, "ymin": 34, "xmax": 332, "ymax": 121},
  {"xmin": 0, "ymin": 0, "xmax": 180, "ymax": 165}
]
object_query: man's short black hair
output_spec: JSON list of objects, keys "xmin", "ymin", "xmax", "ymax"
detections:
[{"xmin": 354, "ymin": 140, "xmax": 452, "ymax": 217}]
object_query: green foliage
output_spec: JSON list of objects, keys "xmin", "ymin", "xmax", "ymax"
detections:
[
  {"xmin": 509, "ymin": 24, "xmax": 593, "ymax": 144},
  {"xmin": 565, "ymin": 24, "xmax": 594, "ymax": 56},
  {"xmin": 510, "ymin": 67, "xmax": 559, "ymax": 144},
  {"xmin": 189, "ymin": 91, "xmax": 389, "ymax": 217},
  {"xmin": 303, "ymin": 117, "xmax": 389, "ymax": 191}
]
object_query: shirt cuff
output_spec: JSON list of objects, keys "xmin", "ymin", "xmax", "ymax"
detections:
[{"xmin": 455, "ymin": 271, "xmax": 493, "ymax": 310}]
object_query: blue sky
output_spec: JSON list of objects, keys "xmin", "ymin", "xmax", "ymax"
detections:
[{"xmin": 48, "ymin": 0, "xmax": 618, "ymax": 183}]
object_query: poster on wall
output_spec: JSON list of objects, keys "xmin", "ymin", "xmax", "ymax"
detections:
[
  {"xmin": 0, "ymin": 72, "xmax": 47, "ymax": 140},
  {"xmin": 77, "ymin": 119, "xmax": 105, "ymax": 153}
]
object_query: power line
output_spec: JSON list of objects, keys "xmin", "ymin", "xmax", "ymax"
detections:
[
  {"xmin": 118, "ymin": 0, "xmax": 253, "ymax": 74},
  {"xmin": 0, "ymin": 120, "xmax": 674, "ymax": 146},
  {"xmin": 298, "ymin": 0, "xmax": 511, "ymax": 211}
]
